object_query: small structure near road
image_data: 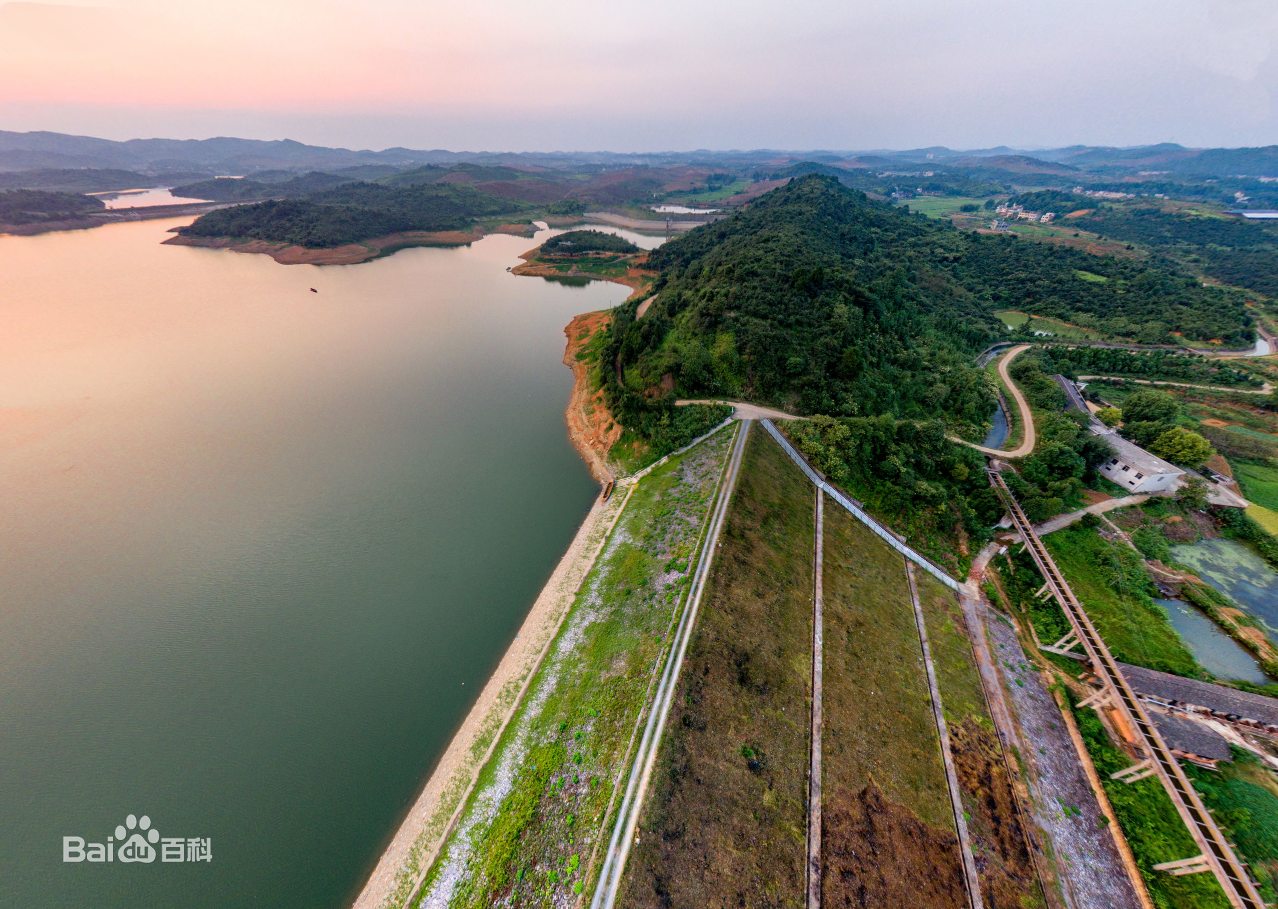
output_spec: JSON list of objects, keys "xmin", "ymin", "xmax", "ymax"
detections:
[{"xmin": 1094, "ymin": 429, "xmax": 1185, "ymax": 494}]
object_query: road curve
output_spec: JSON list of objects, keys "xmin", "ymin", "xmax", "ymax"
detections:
[
  {"xmin": 676, "ymin": 399, "xmax": 801, "ymax": 421},
  {"xmin": 955, "ymin": 344, "xmax": 1036, "ymax": 458}
]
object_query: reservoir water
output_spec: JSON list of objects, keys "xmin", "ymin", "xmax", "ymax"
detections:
[
  {"xmin": 0, "ymin": 218, "xmax": 635, "ymax": 907},
  {"xmin": 91, "ymin": 187, "xmax": 212, "ymax": 208}
]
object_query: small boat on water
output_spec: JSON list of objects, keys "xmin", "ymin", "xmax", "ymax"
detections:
[{"xmin": 601, "ymin": 480, "xmax": 615, "ymax": 501}]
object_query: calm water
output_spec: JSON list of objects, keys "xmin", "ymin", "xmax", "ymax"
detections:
[
  {"xmin": 90, "ymin": 187, "xmax": 212, "ymax": 208},
  {"xmin": 1157, "ymin": 598, "xmax": 1271, "ymax": 684},
  {"xmin": 1172, "ymin": 538, "xmax": 1278, "ymax": 633},
  {"xmin": 0, "ymin": 218, "xmax": 634, "ymax": 907},
  {"xmin": 981, "ymin": 401, "xmax": 1009, "ymax": 449}
]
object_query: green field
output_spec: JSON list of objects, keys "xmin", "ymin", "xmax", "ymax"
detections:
[
  {"xmin": 1237, "ymin": 461, "xmax": 1278, "ymax": 512},
  {"xmin": 1248, "ymin": 504, "xmax": 1278, "ymax": 536},
  {"xmin": 1043, "ymin": 525, "xmax": 1203, "ymax": 678},
  {"xmin": 993, "ymin": 310, "xmax": 1104, "ymax": 341},
  {"xmin": 903, "ymin": 196, "xmax": 987, "ymax": 218},
  {"xmin": 660, "ymin": 179, "xmax": 753, "ymax": 204},
  {"xmin": 621, "ymin": 426, "xmax": 813, "ymax": 907},
  {"xmin": 414, "ymin": 426, "xmax": 734, "ymax": 908}
]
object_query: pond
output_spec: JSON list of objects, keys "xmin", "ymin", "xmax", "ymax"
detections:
[
  {"xmin": 1158, "ymin": 598, "xmax": 1271, "ymax": 684},
  {"xmin": 1171, "ymin": 538, "xmax": 1278, "ymax": 633}
]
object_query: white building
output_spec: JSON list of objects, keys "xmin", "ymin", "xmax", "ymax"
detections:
[{"xmin": 1094, "ymin": 429, "xmax": 1184, "ymax": 494}]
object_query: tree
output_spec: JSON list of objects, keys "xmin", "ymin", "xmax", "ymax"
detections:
[
  {"xmin": 1123, "ymin": 420, "xmax": 1168, "ymax": 448},
  {"xmin": 1177, "ymin": 476, "xmax": 1210, "ymax": 511},
  {"xmin": 1121, "ymin": 388, "xmax": 1179, "ymax": 425},
  {"xmin": 1150, "ymin": 427, "xmax": 1215, "ymax": 467},
  {"xmin": 1096, "ymin": 406, "xmax": 1122, "ymax": 427}
]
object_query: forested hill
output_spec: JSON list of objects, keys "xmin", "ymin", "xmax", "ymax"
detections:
[
  {"xmin": 178, "ymin": 182, "xmax": 526, "ymax": 248},
  {"xmin": 606, "ymin": 175, "xmax": 1254, "ymax": 429},
  {"xmin": 615, "ymin": 175, "xmax": 999, "ymax": 426}
]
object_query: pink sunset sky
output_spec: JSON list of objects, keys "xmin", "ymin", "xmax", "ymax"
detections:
[{"xmin": 2, "ymin": 0, "xmax": 1278, "ymax": 150}]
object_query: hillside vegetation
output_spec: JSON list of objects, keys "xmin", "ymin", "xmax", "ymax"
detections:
[
  {"xmin": 541, "ymin": 230, "xmax": 638, "ymax": 255},
  {"xmin": 179, "ymin": 182, "xmax": 525, "ymax": 248},
  {"xmin": 0, "ymin": 189, "xmax": 104, "ymax": 224},
  {"xmin": 604, "ymin": 175, "xmax": 1252, "ymax": 449},
  {"xmin": 172, "ymin": 172, "xmax": 353, "ymax": 202}
]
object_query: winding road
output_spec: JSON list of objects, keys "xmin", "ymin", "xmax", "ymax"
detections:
[{"xmin": 954, "ymin": 344, "xmax": 1037, "ymax": 458}]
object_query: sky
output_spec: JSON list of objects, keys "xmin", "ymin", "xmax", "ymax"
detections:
[{"xmin": 1, "ymin": 0, "xmax": 1277, "ymax": 151}]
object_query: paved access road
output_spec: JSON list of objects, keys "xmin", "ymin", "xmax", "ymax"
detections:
[{"xmin": 676, "ymin": 399, "xmax": 801, "ymax": 421}]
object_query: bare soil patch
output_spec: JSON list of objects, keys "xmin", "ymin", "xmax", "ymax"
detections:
[
  {"xmin": 562, "ymin": 311, "xmax": 620, "ymax": 483},
  {"xmin": 823, "ymin": 781, "xmax": 965, "ymax": 909},
  {"xmin": 620, "ymin": 429, "xmax": 814, "ymax": 908},
  {"xmin": 820, "ymin": 507, "xmax": 965, "ymax": 903},
  {"xmin": 950, "ymin": 718, "xmax": 1041, "ymax": 908}
]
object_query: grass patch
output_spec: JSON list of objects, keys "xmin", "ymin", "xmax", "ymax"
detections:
[
  {"xmin": 820, "ymin": 506, "xmax": 964, "ymax": 904},
  {"xmin": 1044, "ymin": 525, "xmax": 1203, "ymax": 678},
  {"xmin": 1237, "ymin": 461, "xmax": 1278, "ymax": 512},
  {"xmin": 993, "ymin": 310, "xmax": 1104, "ymax": 341},
  {"xmin": 1068, "ymin": 693, "xmax": 1232, "ymax": 909},
  {"xmin": 1248, "ymin": 504, "xmax": 1278, "ymax": 536},
  {"xmin": 1186, "ymin": 749, "xmax": 1278, "ymax": 902},
  {"xmin": 415, "ymin": 427, "xmax": 734, "ymax": 908},
  {"xmin": 903, "ymin": 196, "xmax": 988, "ymax": 219},
  {"xmin": 607, "ymin": 403, "xmax": 732, "ymax": 476},
  {"xmin": 620, "ymin": 425, "xmax": 813, "ymax": 907}
]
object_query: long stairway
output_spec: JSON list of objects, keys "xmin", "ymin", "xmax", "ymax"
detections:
[{"xmin": 987, "ymin": 468, "xmax": 1265, "ymax": 909}]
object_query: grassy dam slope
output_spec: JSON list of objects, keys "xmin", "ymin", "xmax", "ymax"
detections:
[
  {"xmin": 413, "ymin": 426, "xmax": 735, "ymax": 908},
  {"xmin": 620, "ymin": 426, "xmax": 815, "ymax": 907}
]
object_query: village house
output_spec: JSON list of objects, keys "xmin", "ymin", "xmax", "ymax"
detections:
[{"xmin": 1095, "ymin": 429, "xmax": 1184, "ymax": 493}]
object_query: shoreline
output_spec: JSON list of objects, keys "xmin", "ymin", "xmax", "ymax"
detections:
[
  {"xmin": 161, "ymin": 226, "xmax": 510, "ymax": 265},
  {"xmin": 351, "ymin": 307, "xmax": 627, "ymax": 909},
  {"xmin": 352, "ymin": 481, "xmax": 631, "ymax": 909}
]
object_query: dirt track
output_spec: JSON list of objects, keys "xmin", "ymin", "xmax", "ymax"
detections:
[{"xmin": 957, "ymin": 345, "xmax": 1036, "ymax": 458}]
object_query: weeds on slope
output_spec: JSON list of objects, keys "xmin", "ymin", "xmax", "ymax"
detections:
[{"xmin": 620, "ymin": 428, "xmax": 814, "ymax": 908}]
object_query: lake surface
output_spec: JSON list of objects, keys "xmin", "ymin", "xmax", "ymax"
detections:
[
  {"xmin": 0, "ymin": 218, "xmax": 635, "ymax": 907},
  {"xmin": 1171, "ymin": 538, "xmax": 1278, "ymax": 633},
  {"xmin": 1157, "ymin": 598, "xmax": 1271, "ymax": 684},
  {"xmin": 91, "ymin": 187, "xmax": 211, "ymax": 208}
]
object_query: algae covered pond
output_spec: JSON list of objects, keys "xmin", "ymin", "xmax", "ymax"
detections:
[{"xmin": 1171, "ymin": 539, "xmax": 1278, "ymax": 632}]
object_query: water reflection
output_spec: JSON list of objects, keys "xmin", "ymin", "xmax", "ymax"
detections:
[
  {"xmin": 90, "ymin": 187, "xmax": 211, "ymax": 209},
  {"xmin": 1158, "ymin": 598, "xmax": 1271, "ymax": 683},
  {"xmin": 0, "ymin": 217, "xmax": 635, "ymax": 908}
]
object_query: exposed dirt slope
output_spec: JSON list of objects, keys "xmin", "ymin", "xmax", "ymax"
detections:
[
  {"xmin": 563, "ymin": 311, "xmax": 620, "ymax": 483},
  {"xmin": 823, "ymin": 781, "xmax": 966, "ymax": 909}
]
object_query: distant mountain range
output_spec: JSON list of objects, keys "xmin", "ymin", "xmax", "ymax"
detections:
[{"xmin": 4, "ymin": 130, "xmax": 1278, "ymax": 179}]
